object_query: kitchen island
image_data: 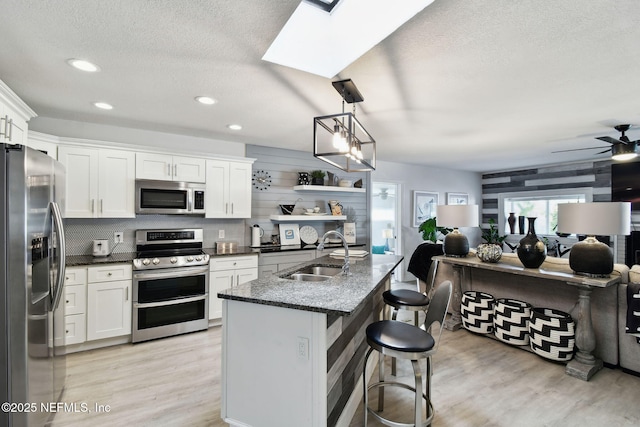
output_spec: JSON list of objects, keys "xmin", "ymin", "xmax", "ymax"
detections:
[{"xmin": 217, "ymin": 253, "xmax": 403, "ymax": 427}]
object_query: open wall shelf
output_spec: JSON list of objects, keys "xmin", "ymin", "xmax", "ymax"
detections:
[
  {"xmin": 293, "ymin": 185, "xmax": 365, "ymax": 193},
  {"xmin": 270, "ymin": 215, "xmax": 347, "ymax": 222}
]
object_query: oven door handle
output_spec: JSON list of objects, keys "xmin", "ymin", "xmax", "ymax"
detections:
[
  {"xmin": 134, "ymin": 294, "xmax": 207, "ymax": 309},
  {"xmin": 133, "ymin": 265, "xmax": 210, "ymax": 280}
]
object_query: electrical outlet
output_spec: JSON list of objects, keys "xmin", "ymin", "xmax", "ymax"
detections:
[
  {"xmin": 114, "ymin": 232, "xmax": 124, "ymax": 243},
  {"xmin": 297, "ymin": 337, "xmax": 309, "ymax": 360},
  {"xmin": 218, "ymin": 230, "xmax": 225, "ymax": 239}
]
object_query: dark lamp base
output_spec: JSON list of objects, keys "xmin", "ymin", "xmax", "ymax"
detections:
[
  {"xmin": 569, "ymin": 236, "xmax": 613, "ymax": 277},
  {"xmin": 443, "ymin": 230, "xmax": 469, "ymax": 257}
]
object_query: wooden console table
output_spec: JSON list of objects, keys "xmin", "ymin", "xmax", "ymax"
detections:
[{"xmin": 434, "ymin": 255, "xmax": 621, "ymax": 381}]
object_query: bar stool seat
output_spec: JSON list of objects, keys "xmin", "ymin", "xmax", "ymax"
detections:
[
  {"xmin": 363, "ymin": 281, "xmax": 452, "ymax": 427},
  {"xmin": 383, "ymin": 289, "xmax": 430, "ymax": 308}
]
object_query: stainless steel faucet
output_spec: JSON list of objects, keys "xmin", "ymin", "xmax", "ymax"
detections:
[{"xmin": 317, "ymin": 230, "xmax": 350, "ymax": 276}]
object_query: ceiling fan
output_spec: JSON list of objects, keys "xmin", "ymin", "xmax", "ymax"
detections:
[
  {"xmin": 553, "ymin": 124, "xmax": 640, "ymax": 161},
  {"xmin": 372, "ymin": 187, "xmax": 394, "ymax": 200}
]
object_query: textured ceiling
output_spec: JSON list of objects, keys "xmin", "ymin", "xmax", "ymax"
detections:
[{"xmin": 1, "ymin": 0, "xmax": 640, "ymax": 172}]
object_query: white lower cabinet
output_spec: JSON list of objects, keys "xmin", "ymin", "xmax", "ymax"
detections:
[
  {"xmin": 86, "ymin": 264, "xmax": 133, "ymax": 341},
  {"xmin": 209, "ymin": 255, "xmax": 258, "ymax": 320},
  {"xmin": 63, "ymin": 267, "xmax": 88, "ymax": 345}
]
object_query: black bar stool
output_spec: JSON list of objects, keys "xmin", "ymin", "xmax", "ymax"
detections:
[
  {"xmin": 384, "ymin": 256, "xmax": 439, "ymax": 375},
  {"xmin": 363, "ymin": 280, "xmax": 452, "ymax": 427}
]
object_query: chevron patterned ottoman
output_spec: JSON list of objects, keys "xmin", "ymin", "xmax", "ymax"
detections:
[
  {"xmin": 461, "ymin": 291, "xmax": 495, "ymax": 334},
  {"xmin": 494, "ymin": 298, "xmax": 532, "ymax": 346},
  {"xmin": 529, "ymin": 308, "xmax": 575, "ymax": 362}
]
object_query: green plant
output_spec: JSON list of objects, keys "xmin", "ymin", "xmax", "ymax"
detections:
[
  {"xmin": 481, "ymin": 218, "xmax": 507, "ymax": 244},
  {"xmin": 310, "ymin": 170, "xmax": 326, "ymax": 179},
  {"xmin": 418, "ymin": 217, "xmax": 451, "ymax": 242}
]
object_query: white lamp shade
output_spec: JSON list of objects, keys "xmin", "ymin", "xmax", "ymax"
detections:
[
  {"xmin": 435, "ymin": 204, "xmax": 479, "ymax": 228},
  {"xmin": 382, "ymin": 229, "xmax": 394, "ymax": 239},
  {"xmin": 557, "ymin": 202, "xmax": 631, "ymax": 236}
]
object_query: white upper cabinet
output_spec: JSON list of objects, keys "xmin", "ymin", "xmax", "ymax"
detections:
[
  {"xmin": 58, "ymin": 146, "xmax": 135, "ymax": 218},
  {"xmin": 205, "ymin": 159, "xmax": 253, "ymax": 218},
  {"xmin": 135, "ymin": 152, "xmax": 206, "ymax": 183},
  {"xmin": 0, "ymin": 79, "xmax": 34, "ymax": 146}
]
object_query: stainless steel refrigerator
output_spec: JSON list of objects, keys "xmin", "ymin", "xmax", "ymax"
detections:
[{"xmin": 1, "ymin": 143, "xmax": 66, "ymax": 426}]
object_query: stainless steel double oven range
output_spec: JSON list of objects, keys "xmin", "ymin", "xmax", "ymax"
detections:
[{"xmin": 132, "ymin": 228, "xmax": 210, "ymax": 343}]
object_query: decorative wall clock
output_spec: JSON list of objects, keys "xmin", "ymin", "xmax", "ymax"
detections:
[{"xmin": 252, "ymin": 170, "xmax": 272, "ymax": 190}]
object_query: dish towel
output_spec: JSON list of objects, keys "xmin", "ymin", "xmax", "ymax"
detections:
[
  {"xmin": 407, "ymin": 242, "xmax": 444, "ymax": 283},
  {"xmin": 626, "ymin": 283, "xmax": 640, "ymax": 344}
]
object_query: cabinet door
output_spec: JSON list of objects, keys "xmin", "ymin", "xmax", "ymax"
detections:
[
  {"xmin": 86, "ymin": 279, "xmax": 132, "ymax": 340},
  {"xmin": 236, "ymin": 268, "xmax": 258, "ymax": 286},
  {"xmin": 209, "ymin": 270, "xmax": 234, "ymax": 320},
  {"xmin": 135, "ymin": 152, "xmax": 173, "ymax": 180},
  {"xmin": 64, "ymin": 284, "xmax": 86, "ymax": 316},
  {"xmin": 205, "ymin": 159, "xmax": 230, "ymax": 218},
  {"xmin": 228, "ymin": 161, "xmax": 252, "ymax": 218},
  {"xmin": 58, "ymin": 146, "xmax": 99, "ymax": 218},
  {"xmin": 98, "ymin": 149, "xmax": 135, "ymax": 217},
  {"xmin": 173, "ymin": 156, "xmax": 206, "ymax": 183},
  {"xmin": 64, "ymin": 314, "xmax": 86, "ymax": 345},
  {"xmin": 0, "ymin": 105, "xmax": 27, "ymax": 145}
]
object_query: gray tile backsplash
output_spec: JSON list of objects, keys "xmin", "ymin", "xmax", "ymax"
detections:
[{"xmin": 64, "ymin": 216, "xmax": 245, "ymax": 256}]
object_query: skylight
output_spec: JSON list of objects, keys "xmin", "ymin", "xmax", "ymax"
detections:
[{"xmin": 262, "ymin": 0, "xmax": 435, "ymax": 78}]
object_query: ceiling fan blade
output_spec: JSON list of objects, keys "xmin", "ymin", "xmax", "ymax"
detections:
[
  {"xmin": 595, "ymin": 148, "xmax": 612, "ymax": 154},
  {"xmin": 595, "ymin": 136, "xmax": 621, "ymax": 144},
  {"xmin": 552, "ymin": 146, "xmax": 611, "ymax": 153}
]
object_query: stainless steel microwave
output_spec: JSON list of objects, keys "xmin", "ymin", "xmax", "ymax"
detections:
[{"xmin": 135, "ymin": 180, "xmax": 205, "ymax": 215}]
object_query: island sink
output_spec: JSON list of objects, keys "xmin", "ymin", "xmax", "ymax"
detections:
[{"xmin": 282, "ymin": 264, "xmax": 343, "ymax": 281}]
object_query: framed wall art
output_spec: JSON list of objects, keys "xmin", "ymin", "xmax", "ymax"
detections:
[
  {"xmin": 279, "ymin": 223, "xmax": 301, "ymax": 246},
  {"xmin": 413, "ymin": 191, "xmax": 439, "ymax": 227},
  {"xmin": 447, "ymin": 192, "xmax": 469, "ymax": 205}
]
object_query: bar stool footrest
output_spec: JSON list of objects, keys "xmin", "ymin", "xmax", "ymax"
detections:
[{"xmin": 366, "ymin": 381, "xmax": 434, "ymax": 427}]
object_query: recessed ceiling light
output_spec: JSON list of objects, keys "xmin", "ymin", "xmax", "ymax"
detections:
[
  {"xmin": 227, "ymin": 124, "xmax": 242, "ymax": 131},
  {"xmin": 93, "ymin": 102, "xmax": 113, "ymax": 110},
  {"xmin": 67, "ymin": 58, "xmax": 100, "ymax": 72},
  {"xmin": 195, "ymin": 96, "xmax": 217, "ymax": 105}
]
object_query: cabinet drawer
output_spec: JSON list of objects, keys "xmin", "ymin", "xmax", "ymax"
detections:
[
  {"xmin": 88, "ymin": 264, "xmax": 132, "ymax": 283},
  {"xmin": 64, "ymin": 284, "xmax": 86, "ymax": 315},
  {"xmin": 64, "ymin": 267, "xmax": 87, "ymax": 286},
  {"xmin": 259, "ymin": 251, "xmax": 315, "ymax": 266},
  {"xmin": 65, "ymin": 314, "xmax": 86, "ymax": 345},
  {"xmin": 210, "ymin": 255, "xmax": 258, "ymax": 271}
]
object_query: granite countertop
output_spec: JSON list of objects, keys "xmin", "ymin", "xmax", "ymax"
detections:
[
  {"xmin": 217, "ymin": 254, "xmax": 403, "ymax": 316},
  {"xmin": 66, "ymin": 252, "xmax": 138, "ymax": 266},
  {"xmin": 66, "ymin": 243, "xmax": 367, "ymax": 266}
]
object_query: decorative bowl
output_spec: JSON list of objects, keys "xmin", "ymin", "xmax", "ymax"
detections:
[
  {"xmin": 338, "ymin": 180, "xmax": 352, "ymax": 187},
  {"xmin": 279, "ymin": 204, "xmax": 295, "ymax": 215}
]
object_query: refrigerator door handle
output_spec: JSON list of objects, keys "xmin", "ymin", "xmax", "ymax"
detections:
[{"xmin": 50, "ymin": 201, "xmax": 66, "ymax": 310}]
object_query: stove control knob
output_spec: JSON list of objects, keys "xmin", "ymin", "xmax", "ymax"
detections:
[
  {"xmin": 142, "ymin": 259, "xmax": 151, "ymax": 266},
  {"xmin": 170, "ymin": 257, "xmax": 178, "ymax": 264},
  {"xmin": 195, "ymin": 255, "xmax": 203, "ymax": 261},
  {"xmin": 152, "ymin": 258, "xmax": 160, "ymax": 265},
  {"xmin": 187, "ymin": 256, "xmax": 194, "ymax": 262}
]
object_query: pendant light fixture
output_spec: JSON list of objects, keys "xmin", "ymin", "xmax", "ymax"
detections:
[{"xmin": 313, "ymin": 79, "xmax": 376, "ymax": 172}]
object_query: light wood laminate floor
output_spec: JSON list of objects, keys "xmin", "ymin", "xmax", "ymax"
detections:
[{"xmin": 52, "ymin": 308, "xmax": 640, "ymax": 427}]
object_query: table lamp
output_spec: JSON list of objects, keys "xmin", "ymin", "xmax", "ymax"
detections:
[
  {"xmin": 557, "ymin": 202, "xmax": 631, "ymax": 277},
  {"xmin": 436, "ymin": 204, "xmax": 479, "ymax": 257},
  {"xmin": 382, "ymin": 229, "xmax": 394, "ymax": 251}
]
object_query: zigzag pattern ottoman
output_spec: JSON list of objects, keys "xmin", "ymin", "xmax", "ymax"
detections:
[
  {"xmin": 494, "ymin": 298, "xmax": 532, "ymax": 346},
  {"xmin": 529, "ymin": 308, "xmax": 575, "ymax": 362},
  {"xmin": 461, "ymin": 291, "xmax": 495, "ymax": 334}
]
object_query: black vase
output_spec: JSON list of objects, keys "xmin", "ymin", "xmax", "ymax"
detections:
[
  {"xmin": 517, "ymin": 217, "xmax": 547, "ymax": 268},
  {"xmin": 518, "ymin": 215, "xmax": 525, "ymax": 235},
  {"xmin": 507, "ymin": 213, "xmax": 516, "ymax": 234}
]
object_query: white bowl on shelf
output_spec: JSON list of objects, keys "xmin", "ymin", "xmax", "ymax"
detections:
[{"xmin": 338, "ymin": 180, "xmax": 352, "ymax": 187}]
